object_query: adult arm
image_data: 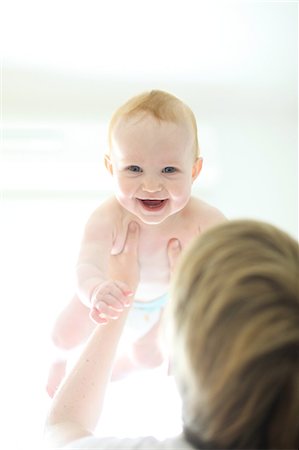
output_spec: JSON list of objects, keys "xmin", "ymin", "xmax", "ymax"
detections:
[{"xmin": 45, "ymin": 222, "xmax": 140, "ymax": 448}]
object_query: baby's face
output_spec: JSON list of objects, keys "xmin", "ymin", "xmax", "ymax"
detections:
[{"xmin": 107, "ymin": 115, "xmax": 201, "ymax": 225}]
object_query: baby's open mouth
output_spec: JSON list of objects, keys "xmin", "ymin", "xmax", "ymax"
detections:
[{"xmin": 138, "ymin": 199, "xmax": 167, "ymax": 211}]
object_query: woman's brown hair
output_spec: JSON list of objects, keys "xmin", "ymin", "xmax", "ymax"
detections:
[{"xmin": 169, "ymin": 220, "xmax": 299, "ymax": 449}]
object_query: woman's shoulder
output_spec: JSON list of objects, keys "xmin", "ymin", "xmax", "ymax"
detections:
[{"xmin": 64, "ymin": 433, "xmax": 195, "ymax": 449}]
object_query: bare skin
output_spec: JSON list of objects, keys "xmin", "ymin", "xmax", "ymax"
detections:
[{"xmin": 47, "ymin": 115, "xmax": 226, "ymax": 396}]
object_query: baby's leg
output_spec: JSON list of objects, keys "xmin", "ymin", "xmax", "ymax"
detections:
[
  {"xmin": 131, "ymin": 315, "xmax": 165, "ymax": 368},
  {"xmin": 111, "ymin": 314, "xmax": 166, "ymax": 380},
  {"xmin": 51, "ymin": 294, "xmax": 95, "ymax": 349},
  {"xmin": 46, "ymin": 294, "xmax": 95, "ymax": 397}
]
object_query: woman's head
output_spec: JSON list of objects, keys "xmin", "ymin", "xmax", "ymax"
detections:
[{"xmin": 169, "ymin": 220, "xmax": 299, "ymax": 449}]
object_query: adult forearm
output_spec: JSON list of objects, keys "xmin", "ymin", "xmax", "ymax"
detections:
[
  {"xmin": 46, "ymin": 222, "xmax": 140, "ymax": 447},
  {"xmin": 46, "ymin": 306, "xmax": 131, "ymax": 436}
]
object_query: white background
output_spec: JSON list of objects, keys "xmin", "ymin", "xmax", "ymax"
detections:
[{"xmin": 1, "ymin": 1, "xmax": 297, "ymax": 449}]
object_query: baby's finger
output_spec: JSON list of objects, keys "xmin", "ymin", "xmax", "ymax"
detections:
[
  {"xmin": 99, "ymin": 281, "xmax": 133, "ymax": 305},
  {"xmin": 113, "ymin": 280, "xmax": 134, "ymax": 301},
  {"xmin": 94, "ymin": 293, "xmax": 125, "ymax": 311},
  {"xmin": 95, "ymin": 301, "xmax": 122, "ymax": 319},
  {"xmin": 90, "ymin": 307, "xmax": 108, "ymax": 325}
]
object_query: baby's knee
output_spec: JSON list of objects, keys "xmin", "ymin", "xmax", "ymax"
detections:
[
  {"xmin": 132, "ymin": 340, "xmax": 164, "ymax": 368},
  {"xmin": 51, "ymin": 327, "xmax": 78, "ymax": 350}
]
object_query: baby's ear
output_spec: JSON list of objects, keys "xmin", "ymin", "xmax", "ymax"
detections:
[
  {"xmin": 104, "ymin": 154, "xmax": 113, "ymax": 175},
  {"xmin": 192, "ymin": 157, "xmax": 203, "ymax": 181}
]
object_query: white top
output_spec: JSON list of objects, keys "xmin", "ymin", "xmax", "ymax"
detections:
[{"xmin": 65, "ymin": 433, "xmax": 196, "ymax": 449}]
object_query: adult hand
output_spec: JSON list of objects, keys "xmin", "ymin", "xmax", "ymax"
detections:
[
  {"xmin": 108, "ymin": 221, "xmax": 140, "ymax": 293},
  {"xmin": 167, "ymin": 238, "xmax": 182, "ymax": 274},
  {"xmin": 90, "ymin": 221, "xmax": 140, "ymax": 323}
]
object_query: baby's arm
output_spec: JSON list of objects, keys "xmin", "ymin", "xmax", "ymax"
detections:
[{"xmin": 75, "ymin": 208, "xmax": 133, "ymax": 324}]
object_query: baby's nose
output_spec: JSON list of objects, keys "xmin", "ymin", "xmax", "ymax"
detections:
[{"xmin": 142, "ymin": 176, "xmax": 162, "ymax": 192}]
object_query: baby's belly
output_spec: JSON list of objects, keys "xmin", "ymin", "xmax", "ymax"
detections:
[
  {"xmin": 134, "ymin": 245, "xmax": 171, "ymax": 300},
  {"xmin": 119, "ymin": 253, "xmax": 171, "ymax": 342},
  {"xmin": 134, "ymin": 279, "xmax": 169, "ymax": 301},
  {"xmin": 134, "ymin": 261, "xmax": 169, "ymax": 301}
]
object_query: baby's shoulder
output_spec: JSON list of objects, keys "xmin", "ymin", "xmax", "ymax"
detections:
[
  {"xmin": 189, "ymin": 196, "xmax": 227, "ymax": 231},
  {"xmin": 84, "ymin": 196, "xmax": 126, "ymax": 235},
  {"xmin": 89, "ymin": 196, "xmax": 122, "ymax": 220}
]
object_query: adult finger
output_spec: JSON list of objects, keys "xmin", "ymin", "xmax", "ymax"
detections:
[
  {"xmin": 123, "ymin": 221, "xmax": 140, "ymax": 254},
  {"xmin": 167, "ymin": 238, "xmax": 182, "ymax": 273}
]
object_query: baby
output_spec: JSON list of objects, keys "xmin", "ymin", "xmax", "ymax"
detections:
[{"xmin": 47, "ymin": 90, "xmax": 226, "ymax": 397}]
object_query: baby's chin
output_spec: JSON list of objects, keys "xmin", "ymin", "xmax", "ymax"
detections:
[
  {"xmin": 139, "ymin": 217, "xmax": 167, "ymax": 225},
  {"xmin": 133, "ymin": 210, "xmax": 181, "ymax": 226},
  {"xmin": 130, "ymin": 210, "xmax": 169, "ymax": 225}
]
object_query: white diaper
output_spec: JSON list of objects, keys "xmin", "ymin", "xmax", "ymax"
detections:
[{"xmin": 124, "ymin": 293, "xmax": 169, "ymax": 342}]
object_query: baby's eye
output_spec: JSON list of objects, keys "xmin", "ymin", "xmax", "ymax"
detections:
[
  {"xmin": 162, "ymin": 166, "xmax": 177, "ymax": 174},
  {"xmin": 127, "ymin": 165, "xmax": 142, "ymax": 173}
]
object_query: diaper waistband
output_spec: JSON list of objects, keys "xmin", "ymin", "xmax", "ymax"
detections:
[{"xmin": 133, "ymin": 293, "xmax": 169, "ymax": 311}]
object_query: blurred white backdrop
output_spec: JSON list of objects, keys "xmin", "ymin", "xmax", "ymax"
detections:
[{"xmin": 0, "ymin": 1, "xmax": 297, "ymax": 449}]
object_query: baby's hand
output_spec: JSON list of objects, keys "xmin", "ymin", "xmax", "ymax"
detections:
[{"xmin": 90, "ymin": 280, "xmax": 133, "ymax": 324}]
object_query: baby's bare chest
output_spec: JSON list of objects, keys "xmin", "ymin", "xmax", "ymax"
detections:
[{"xmin": 136, "ymin": 223, "xmax": 199, "ymax": 297}]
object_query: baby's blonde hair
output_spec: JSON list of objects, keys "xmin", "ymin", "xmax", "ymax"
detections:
[
  {"xmin": 108, "ymin": 90, "xmax": 199, "ymax": 158},
  {"xmin": 169, "ymin": 220, "xmax": 299, "ymax": 449}
]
